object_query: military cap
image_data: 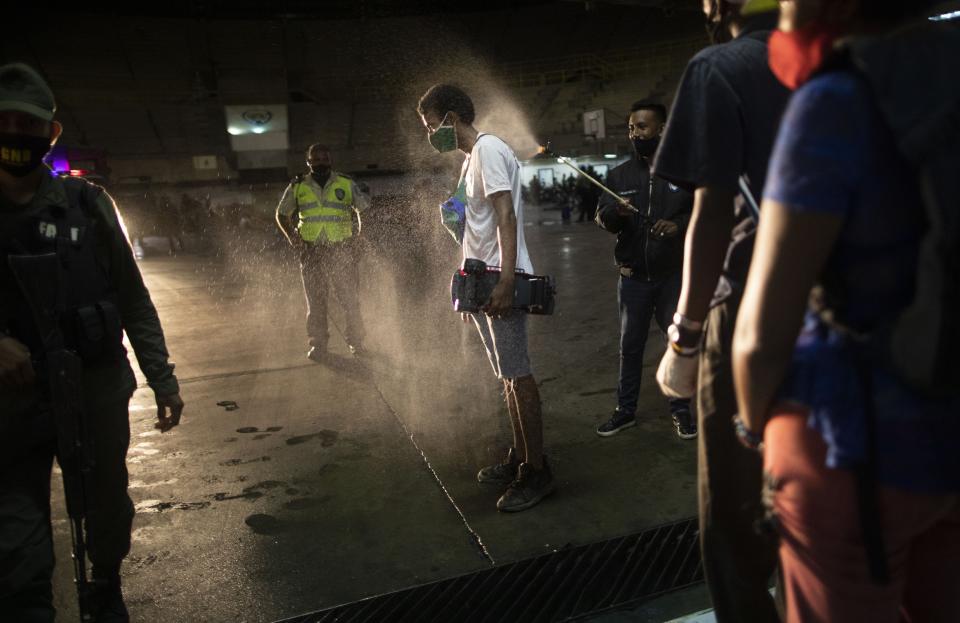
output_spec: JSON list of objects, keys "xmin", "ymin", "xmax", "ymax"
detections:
[{"xmin": 0, "ymin": 63, "xmax": 56, "ymax": 121}]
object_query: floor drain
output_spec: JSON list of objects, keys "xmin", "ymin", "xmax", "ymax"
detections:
[{"xmin": 277, "ymin": 516, "xmax": 703, "ymax": 623}]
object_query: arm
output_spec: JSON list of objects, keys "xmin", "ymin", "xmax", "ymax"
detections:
[
  {"xmin": 352, "ymin": 180, "xmax": 371, "ymax": 212},
  {"xmin": 651, "ymin": 187, "xmax": 693, "ymax": 238},
  {"xmin": 675, "ymin": 186, "xmax": 736, "ymax": 322},
  {"xmin": 485, "ymin": 190, "xmax": 518, "ymax": 316},
  {"xmin": 350, "ymin": 180, "xmax": 370, "ymax": 236},
  {"xmin": 275, "ymin": 184, "xmax": 300, "ymax": 246},
  {"xmin": 98, "ymin": 192, "xmax": 183, "ymax": 430},
  {"xmin": 732, "ymin": 201, "xmax": 843, "ymax": 432},
  {"xmin": 595, "ymin": 171, "xmax": 627, "ymax": 233},
  {"xmin": 595, "ymin": 196, "xmax": 629, "ymax": 232}
]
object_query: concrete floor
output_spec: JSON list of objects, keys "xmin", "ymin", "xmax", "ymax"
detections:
[{"xmin": 50, "ymin": 206, "xmax": 700, "ymax": 622}]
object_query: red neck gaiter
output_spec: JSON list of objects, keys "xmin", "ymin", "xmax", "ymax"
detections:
[{"xmin": 768, "ymin": 26, "xmax": 837, "ymax": 90}]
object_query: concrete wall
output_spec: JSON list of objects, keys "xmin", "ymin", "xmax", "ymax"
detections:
[{"xmin": 109, "ymin": 155, "xmax": 238, "ymax": 185}]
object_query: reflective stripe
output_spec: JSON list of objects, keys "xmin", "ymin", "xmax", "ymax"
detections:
[
  {"xmin": 299, "ymin": 200, "xmax": 319, "ymax": 209},
  {"xmin": 302, "ymin": 214, "xmax": 350, "ymax": 223},
  {"xmin": 321, "ymin": 201, "xmax": 351, "ymax": 210}
]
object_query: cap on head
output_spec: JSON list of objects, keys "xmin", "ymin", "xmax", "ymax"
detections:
[
  {"xmin": 738, "ymin": 0, "xmax": 779, "ymax": 15},
  {"xmin": 0, "ymin": 63, "xmax": 56, "ymax": 122}
]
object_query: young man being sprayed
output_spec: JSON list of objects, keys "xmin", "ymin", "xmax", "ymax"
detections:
[{"xmin": 418, "ymin": 84, "xmax": 554, "ymax": 512}]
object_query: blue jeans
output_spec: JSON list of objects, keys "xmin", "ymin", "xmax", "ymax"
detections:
[{"xmin": 617, "ymin": 272, "xmax": 691, "ymax": 417}]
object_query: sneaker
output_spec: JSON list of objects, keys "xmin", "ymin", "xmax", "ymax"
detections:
[
  {"xmin": 596, "ymin": 409, "xmax": 636, "ymax": 437},
  {"xmin": 477, "ymin": 447, "xmax": 520, "ymax": 484},
  {"xmin": 307, "ymin": 346, "xmax": 326, "ymax": 364},
  {"xmin": 348, "ymin": 343, "xmax": 365, "ymax": 357},
  {"xmin": 672, "ymin": 410, "xmax": 697, "ymax": 440},
  {"xmin": 497, "ymin": 459, "xmax": 555, "ymax": 512}
]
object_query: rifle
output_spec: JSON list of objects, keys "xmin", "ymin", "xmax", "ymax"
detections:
[{"xmin": 8, "ymin": 252, "xmax": 97, "ymax": 622}]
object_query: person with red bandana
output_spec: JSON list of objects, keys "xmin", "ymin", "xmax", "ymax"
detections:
[
  {"xmin": 732, "ymin": 1, "xmax": 960, "ymax": 620},
  {"xmin": 651, "ymin": 1, "xmax": 789, "ymax": 620}
]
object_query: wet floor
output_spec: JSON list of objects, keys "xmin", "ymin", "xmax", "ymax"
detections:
[{"xmin": 50, "ymin": 206, "xmax": 699, "ymax": 622}]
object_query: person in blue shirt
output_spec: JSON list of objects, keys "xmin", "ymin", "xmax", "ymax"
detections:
[{"xmin": 732, "ymin": 1, "xmax": 960, "ymax": 620}]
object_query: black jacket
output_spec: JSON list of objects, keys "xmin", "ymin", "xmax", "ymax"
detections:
[
  {"xmin": 0, "ymin": 174, "xmax": 179, "ymax": 407},
  {"xmin": 596, "ymin": 157, "xmax": 693, "ymax": 280}
]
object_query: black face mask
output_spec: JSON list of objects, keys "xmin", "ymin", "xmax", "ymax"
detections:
[
  {"xmin": 0, "ymin": 133, "xmax": 51, "ymax": 177},
  {"xmin": 632, "ymin": 136, "xmax": 660, "ymax": 159},
  {"xmin": 309, "ymin": 165, "xmax": 331, "ymax": 184}
]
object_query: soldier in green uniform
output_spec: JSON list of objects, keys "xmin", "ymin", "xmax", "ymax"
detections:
[
  {"xmin": 0, "ymin": 63, "xmax": 184, "ymax": 622},
  {"xmin": 276, "ymin": 144, "xmax": 369, "ymax": 362}
]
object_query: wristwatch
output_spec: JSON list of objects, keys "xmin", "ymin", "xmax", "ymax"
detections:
[
  {"xmin": 667, "ymin": 313, "xmax": 703, "ymax": 350},
  {"xmin": 732, "ymin": 414, "xmax": 764, "ymax": 451}
]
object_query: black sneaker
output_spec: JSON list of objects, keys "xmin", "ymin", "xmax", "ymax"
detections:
[
  {"xmin": 672, "ymin": 410, "xmax": 697, "ymax": 440},
  {"xmin": 596, "ymin": 409, "xmax": 636, "ymax": 437},
  {"xmin": 477, "ymin": 447, "xmax": 520, "ymax": 484},
  {"xmin": 307, "ymin": 346, "xmax": 326, "ymax": 364},
  {"xmin": 497, "ymin": 459, "xmax": 555, "ymax": 512}
]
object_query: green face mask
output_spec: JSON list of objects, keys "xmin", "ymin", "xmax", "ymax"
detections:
[{"xmin": 429, "ymin": 113, "xmax": 458, "ymax": 153}]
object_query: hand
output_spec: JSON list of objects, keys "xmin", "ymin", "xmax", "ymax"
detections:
[
  {"xmin": 155, "ymin": 393, "xmax": 184, "ymax": 432},
  {"xmin": 483, "ymin": 278, "xmax": 515, "ymax": 318},
  {"xmin": 0, "ymin": 336, "xmax": 35, "ymax": 388},
  {"xmin": 656, "ymin": 346, "xmax": 699, "ymax": 399},
  {"xmin": 616, "ymin": 198, "xmax": 636, "ymax": 217},
  {"xmin": 650, "ymin": 219, "xmax": 680, "ymax": 239}
]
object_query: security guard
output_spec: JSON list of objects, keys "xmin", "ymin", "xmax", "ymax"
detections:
[
  {"xmin": 0, "ymin": 63, "xmax": 184, "ymax": 622},
  {"xmin": 276, "ymin": 144, "xmax": 368, "ymax": 362}
]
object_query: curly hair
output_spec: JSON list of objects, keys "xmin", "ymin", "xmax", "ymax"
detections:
[{"xmin": 417, "ymin": 84, "xmax": 476, "ymax": 124}]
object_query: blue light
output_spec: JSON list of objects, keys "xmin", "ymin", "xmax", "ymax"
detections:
[{"xmin": 930, "ymin": 10, "xmax": 960, "ymax": 21}]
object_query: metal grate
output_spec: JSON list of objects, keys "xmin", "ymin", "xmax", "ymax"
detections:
[{"xmin": 278, "ymin": 516, "xmax": 703, "ymax": 623}]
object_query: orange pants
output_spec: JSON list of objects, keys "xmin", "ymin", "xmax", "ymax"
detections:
[{"xmin": 763, "ymin": 411, "xmax": 960, "ymax": 622}]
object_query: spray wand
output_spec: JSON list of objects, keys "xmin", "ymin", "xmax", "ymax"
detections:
[{"xmin": 538, "ymin": 143, "xmax": 639, "ymax": 214}]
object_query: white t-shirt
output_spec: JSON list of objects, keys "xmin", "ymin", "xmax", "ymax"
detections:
[{"xmin": 460, "ymin": 133, "xmax": 534, "ymax": 274}]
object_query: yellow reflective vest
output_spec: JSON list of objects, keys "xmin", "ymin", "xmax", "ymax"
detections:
[{"xmin": 294, "ymin": 174, "xmax": 355, "ymax": 244}]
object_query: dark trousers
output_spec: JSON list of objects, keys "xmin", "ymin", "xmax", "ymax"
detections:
[
  {"xmin": 299, "ymin": 241, "xmax": 365, "ymax": 348},
  {"xmin": 0, "ymin": 391, "xmax": 135, "ymax": 622},
  {"xmin": 698, "ymin": 296, "xmax": 780, "ymax": 623},
  {"xmin": 618, "ymin": 272, "xmax": 690, "ymax": 416}
]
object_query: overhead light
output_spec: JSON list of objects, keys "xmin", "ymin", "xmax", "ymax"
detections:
[
  {"xmin": 251, "ymin": 126, "xmax": 266, "ymax": 134},
  {"xmin": 930, "ymin": 10, "xmax": 960, "ymax": 21},
  {"xmin": 227, "ymin": 126, "xmax": 242, "ymax": 135},
  {"xmin": 604, "ymin": 154, "xmax": 617, "ymax": 159},
  {"xmin": 556, "ymin": 158, "xmax": 565, "ymax": 164}
]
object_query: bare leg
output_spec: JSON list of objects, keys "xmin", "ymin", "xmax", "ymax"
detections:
[
  {"xmin": 503, "ymin": 379, "xmax": 526, "ymax": 458},
  {"xmin": 512, "ymin": 375, "xmax": 543, "ymax": 468}
]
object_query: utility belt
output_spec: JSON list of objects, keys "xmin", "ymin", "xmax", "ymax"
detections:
[{"xmin": 4, "ymin": 296, "xmax": 125, "ymax": 368}]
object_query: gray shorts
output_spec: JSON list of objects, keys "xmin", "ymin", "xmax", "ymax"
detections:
[{"xmin": 471, "ymin": 311, "xmax": 533, "ymax": 380}]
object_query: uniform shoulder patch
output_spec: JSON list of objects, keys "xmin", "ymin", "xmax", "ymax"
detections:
[{"xmin": 335, "ymin": 188, "xmax": 346, "ymax": 201}]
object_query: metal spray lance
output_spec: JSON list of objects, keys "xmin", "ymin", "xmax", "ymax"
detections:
[{"xmin": 538, "ymin": 143, "xmax": 639, "ymax": 214}]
